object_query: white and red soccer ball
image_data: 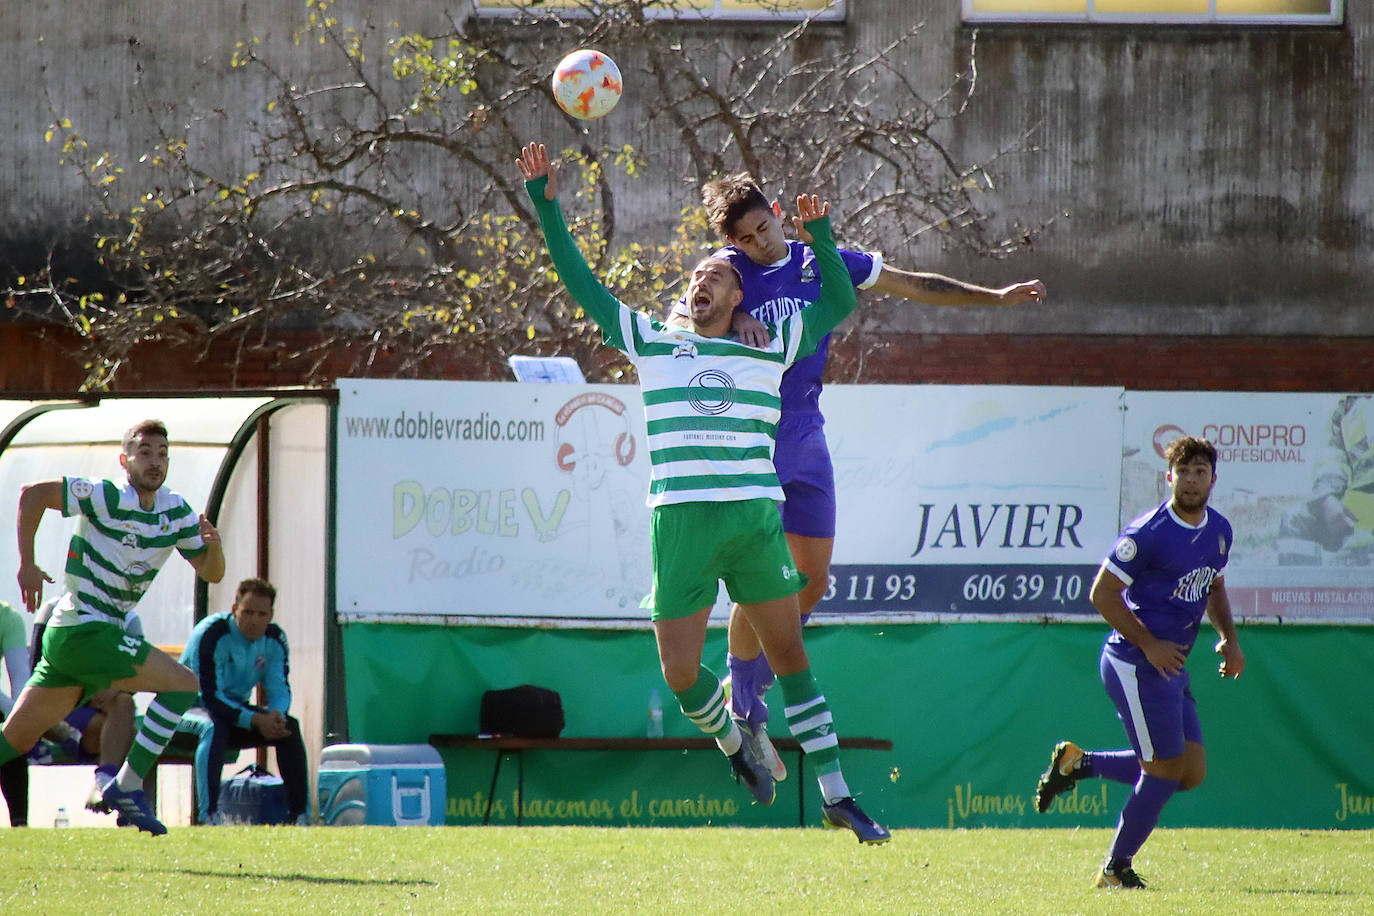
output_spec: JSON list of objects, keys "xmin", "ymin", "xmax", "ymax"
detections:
[{"xmin": 551, "ymin": 49, "xmax": 622, "ymax": 121}]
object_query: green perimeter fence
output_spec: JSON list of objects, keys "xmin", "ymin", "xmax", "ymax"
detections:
[{"xmin": 339, "ymin": 621, "xmax": 1374, "ymax": 830}]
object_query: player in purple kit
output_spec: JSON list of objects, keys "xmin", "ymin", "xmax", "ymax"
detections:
[
  {"xmin": 679, "ymin": 173, "xmax": 1045, "ymax": 779},
  {"xmin": 1033, "ymin": 436, "xmax": 1245, "ymax": 890}
]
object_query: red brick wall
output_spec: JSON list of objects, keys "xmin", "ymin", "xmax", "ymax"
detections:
[{"xmin": 2, "ymin": 324, "xmax": 1370, "ymax": 394}]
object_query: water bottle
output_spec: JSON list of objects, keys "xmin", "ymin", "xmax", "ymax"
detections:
[
  {"xmin": 646, "ymin": 688, "xmax": 664, "ymax": 738},
  {"xmin": 53, "ymin": 807, "xmax": 69, "ymax": 829}
]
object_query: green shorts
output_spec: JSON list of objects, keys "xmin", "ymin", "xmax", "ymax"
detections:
[
  {"xmin": 644, "ymin": 498, "xmax": 805, "ymax": 621},
  {"xmin": 31, "ymin": 621, "xmax": 151, "ymax": 696}
]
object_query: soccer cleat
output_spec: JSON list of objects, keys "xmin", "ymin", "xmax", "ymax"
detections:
[
  {"xmin": 728, "ymin": 731, "xmax": 776, "ymax": 806},
  {"xmin": 821, "ymin": 796, "xmax": 891, "ymax": 845},
  {"xmin": 100, "ymin": 782, "xmax": 167, "ymax": 836},
  {"xmin": 86, "ymin": 765, "xmax": 118, "ymax": 814},
  {"xmin": 1034, "ymin": 740, "xmax": 1085, "ymax": 813},
  {"xmin": 1096, "ymin": 862, "xmax": 1147, "ymax": 889},
  {"xmin": 735, "ymin": 717, "xmax": 787, "ymax": 783}
]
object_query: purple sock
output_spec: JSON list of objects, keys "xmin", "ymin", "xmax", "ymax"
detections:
[
  {"xmin": 1108, "ymin": 773, "xmax": 1179, "ymax": 864},
  {"xmin": 726, "ymin": 652, "xmax": 774, "ymax": 729},
  {"xmin": 1083, "ymin": 750, "xmax": 1141, "ymax": 785}
]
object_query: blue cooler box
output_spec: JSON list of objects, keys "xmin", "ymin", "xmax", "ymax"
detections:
[{"xmin": 317, "ymin": 743, "xmax": 447, "ymax": 826}]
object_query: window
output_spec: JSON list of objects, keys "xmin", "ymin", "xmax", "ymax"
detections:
[
  {"xmin": 473, "ymin": 0, "xmax": 845, "ymax": 22},
  {"xmin": 963, "ymin": 0, "xmax": 1342, "ymax": 25}
]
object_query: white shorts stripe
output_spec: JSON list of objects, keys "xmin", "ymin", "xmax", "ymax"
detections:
[{"xmin": 1106, "ymin": 652, "xmax": 1156, "ymax": 762}]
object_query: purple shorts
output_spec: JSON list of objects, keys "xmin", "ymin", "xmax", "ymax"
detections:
[
  {"xmin": 773, "ymin": 416, "xmax": 836, "ymax": 539},
  {"xmin": 1100, "ymin": 646, "xmax": 1202, "ymax": 762}
]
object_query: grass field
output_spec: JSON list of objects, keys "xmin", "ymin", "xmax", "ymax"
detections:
[{"xmin": 2, "ymin": 826, "xmax": 1370, "ymax": 915}]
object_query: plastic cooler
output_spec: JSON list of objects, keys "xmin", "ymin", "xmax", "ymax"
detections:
[{"xmin": 316, "ymin": 743, "xmax": 447, "ymax": 826}]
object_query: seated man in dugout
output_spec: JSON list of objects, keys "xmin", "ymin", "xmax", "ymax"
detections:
[{"xmin": 179, "ymin": 577, "xmax": 309, "ymax": 825}]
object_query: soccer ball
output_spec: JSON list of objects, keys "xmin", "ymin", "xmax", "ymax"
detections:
[{"xmin": 551, "ymin": 49, "xmax": 622, "ymax": 121}]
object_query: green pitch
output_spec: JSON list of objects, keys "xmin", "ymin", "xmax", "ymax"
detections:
[{"xmin": 5, "ymin": 827, "xmax": 1369, "ymax": 914}]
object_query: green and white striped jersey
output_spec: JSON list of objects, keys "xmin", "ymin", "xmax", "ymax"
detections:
[
  {"xmin": 615, "ymin": 310, "xmax": 805, "ymax": 506},
  {"xmin": 49, "ymin": 476, "xmax": 208, "ymax": 629},
  {"xmin": 527, "ymin": 177, "xmax": 857, "ymax": 508}
]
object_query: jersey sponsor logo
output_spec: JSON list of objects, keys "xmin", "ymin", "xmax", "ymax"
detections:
[
  {"xmin": 751, "ymin": 296, "xmax": 809, "ymax": 322},
  {"xmin": 1114, "ymin": 537, "xmax": 1137, "ymax": 562},
  {"xmin": 70, "ymin": 479, "xmax": 94, "ymax": 500},
  {"xmin": 687, "ymin": 369, "xmax": 737, "ymax": 416},
  {"xmin": 1171, "ymin": 566, "xmax": 1218, "ymax": 604}
]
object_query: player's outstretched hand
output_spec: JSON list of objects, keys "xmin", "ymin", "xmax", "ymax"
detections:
[
  {"xmin": 791, "ymin": 194, "xmax": 830, "ymax": 244},
  {"xmin": 1215, "ymin": 637, "xmax": 1245, "ymax": 679},
  {"xmin": 516, "ymin": 142, "xmax": 559, "ymax": 199}
]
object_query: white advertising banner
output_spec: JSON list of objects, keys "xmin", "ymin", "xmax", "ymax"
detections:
[
  {"xmin": 815, "ymin": 385, "xmax": 1124, "ymax": 619},
  {"xmin": 336, "ymin": 380, "xmax": 1125, "ymax": 621},
  {"xmin": 1122, "ymin": 392, "xmax": 1374, "ymax": 623},
  {"xmin": 337, "ymin": 379, "xmax": 653, "ymax": 619}
]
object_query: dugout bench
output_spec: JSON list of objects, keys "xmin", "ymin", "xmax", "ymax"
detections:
[{"xmin": 429, "ymin": 734, "xmax": 893, "ymax": 827}]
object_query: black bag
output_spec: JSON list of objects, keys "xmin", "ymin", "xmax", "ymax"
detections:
[
  {"xmin": 217, "ymin": 764, "xmax": 290, "ymax": 825},
  {"xmin": 480, "ymin": 685, "xmax": 565, "ymax": 738}
]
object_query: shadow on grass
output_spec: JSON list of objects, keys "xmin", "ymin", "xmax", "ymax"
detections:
[{"xmin": 133, "ymin": 868, "xmax": 437, "ymax": 887}]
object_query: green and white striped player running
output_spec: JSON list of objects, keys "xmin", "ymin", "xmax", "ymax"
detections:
[
  {"xmin": 0, "ymin": 418, "xmax": 226, "ymax": 834},
  {"xmin": 518, "ymin": 142, "xmax": 889, "ymax": 843}
]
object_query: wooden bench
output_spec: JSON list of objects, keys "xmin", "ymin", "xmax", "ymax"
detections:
[{"xmin": 429, "ymin": 734, "xmax": 893, "ymax": 827}]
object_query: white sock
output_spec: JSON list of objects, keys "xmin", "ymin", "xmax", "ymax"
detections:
[
  {"xmin": 819, "ymin": 771, "xmax": 851, "ymax": 805},
  {"xmin": 715, "ymin": 720, "xmax": 743, "ymax": 757},
  {"xmin": 115, "ymin": 762, "xmax": 143, "ymax": 793}
]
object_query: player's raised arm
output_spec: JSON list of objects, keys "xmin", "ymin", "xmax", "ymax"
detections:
[
  {"xmin": 517, "ymin": 141, "xmax": 624, "ymax": 335},
  {"xmin": 791, "ymin": 194, "xmax": 857, "ymax": 355}
]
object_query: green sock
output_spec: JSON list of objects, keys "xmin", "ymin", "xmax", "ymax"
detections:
[
  {"xmin": 673, "ymin": 666, "xmax": 739, "ymax": 752},
  {"xmin": 125, "ymin": 691, "xmax": 195, "ymax": 778},
  {"xmin": 0, "ymin": 731, "xmax": 19, "ymax": 765},
  {"xmin": 778, "ymin": 668, "xmax": 842, "ymax": 775}
]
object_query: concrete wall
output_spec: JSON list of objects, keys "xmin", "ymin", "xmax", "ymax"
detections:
[{"xmin": 3, "ymin": 2, "xmax": 1371, "ymax": 340}]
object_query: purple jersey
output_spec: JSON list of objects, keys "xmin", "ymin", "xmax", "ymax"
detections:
[
  {"xmin": 1101, "ymin": 500, "xmax": 1233, "ymax": 662},
  {"xmin": 714, "ymin": 241, "xmax": 882, "ymax": 418}
]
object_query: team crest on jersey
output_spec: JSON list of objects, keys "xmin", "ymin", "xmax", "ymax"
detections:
[
  {"xmin": 672, "ymin": 339, "xmax": 698, "ymax": 359},
  {"xmin": 70, "ymin": 479, "xmax": 94, "ymax": 500},
  {"xmin": 1114, "ymin": 537, "xmax": 1137, "ymax": 562},
  {"xmin": 687, "ymin": 369, "xmax": 737, "ymax": 415},
  {"xmin": 800, "ymin": 263, "xmax": 817, "ymax": 283},
  {"xmin": 159, "ymin": 514, "xmax": 170, "ymax": 533}
]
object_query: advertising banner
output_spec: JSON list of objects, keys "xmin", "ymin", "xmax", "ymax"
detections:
[
  {"xmin": 337, "ymin": 381, "xmax": 1124, "ymax": 621},
  {"xmin": 1122, "ymin": 392, "xmax": 1374, "ymax": 623},
  {"xmin": 337, "ymin": 378, "xmax": 654, "ymax": 619},
  {"xmin": 816, "ymin": 385, "xmax": 1124, "ymax": 619}
]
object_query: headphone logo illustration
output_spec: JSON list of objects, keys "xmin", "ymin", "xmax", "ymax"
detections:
[{"xmin": 555, "ymin": 392, "xmax": 636, "ymax": 471}]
